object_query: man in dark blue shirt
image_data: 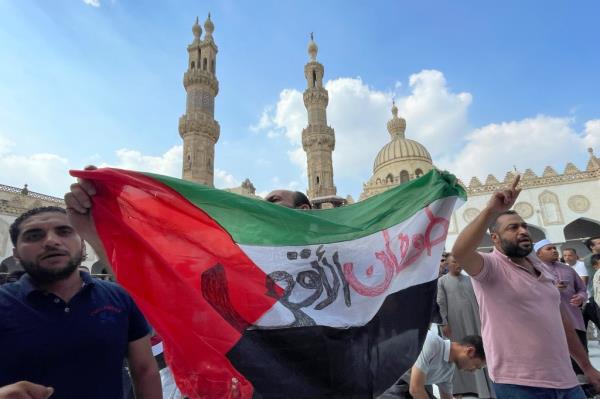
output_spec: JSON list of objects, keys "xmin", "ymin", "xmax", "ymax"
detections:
[{"xmin": 0, "ymin": 206, "xmax": 161, "ymax": 399}]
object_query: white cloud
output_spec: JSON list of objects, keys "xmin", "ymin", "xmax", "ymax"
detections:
[
  {"xmin": 105, "ymin": 145, "xmax": 241, "ymax": 189},
  {"xmin": 104, "ymin": 145, "xmax": 183, "ymax": 177},
  {"xmin": 583, "ymin": 119, "xmax": 600, "ymax": 149},
  {"xmin": 251, "ymin": 70, "xmax": 471, "ymax": 187},
  {"xmin": 214, "ymin": 169, "xmax": 240, "ymax": 188},
  {"xmin": 0, "ymin": 152, "xmax": 71, "ymax": 198},
  {"xmin": 83, "ymin": 0, "xmax": 101, "ymax": 7},
  {"xmin": 398, "ymin": 70, "xmax": 472, "ymax": 157},
  {"xmin": 438, "ymin": 115, "xmax": 592, "ymax": 181}
]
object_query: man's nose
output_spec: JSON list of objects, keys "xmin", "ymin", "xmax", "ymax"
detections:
[{"xmin": 43, "ymin": 231, "xmax": 62, "ymax": 247}]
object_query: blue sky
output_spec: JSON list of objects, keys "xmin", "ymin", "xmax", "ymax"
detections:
[{"xmin": 0, "ymin": 0, "xmax": 598, "ymax": 199}]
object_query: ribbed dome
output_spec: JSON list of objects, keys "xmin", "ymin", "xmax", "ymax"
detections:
[
  {"xmin": 373, "ymin": 138, "xmax": 432, "ymax": 173},
  {"xmin": 373, "ymin": 103, "xmax": 432, "ymax": 173}
]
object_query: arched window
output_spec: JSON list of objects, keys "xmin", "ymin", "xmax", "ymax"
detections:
[
  {"xmin": 211, "ymin": 59, "xmax": 215, "ymax": 73},
  {"xmin": 386, "ymin": 173, "xmax": 393, "ymax": 183},
  {"xmin": 312, "ymin": 70, "xmax": 317, "ymax": 87},
  {"xmin": 203, "ymin": 58, "xmax": 207, "ymax": 70},
  {"xmin": 191, "ymin": 61, "xmax": 195, "ymax": 69},
  {"xmin": 316, "ymin": 176, "xmax": 320, "ymax": 184},
  {"xmin": 415, "ymin": 168, "xmax": 423, "ymax": 178},
  {"xmin": 400, "ymin": 170, "xmax": 409, "ymax": 183}
]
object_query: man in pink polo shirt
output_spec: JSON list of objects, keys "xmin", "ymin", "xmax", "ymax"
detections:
[{"xmin": 452, "ymin": 176, "xmax": 600, "ymax": 399}]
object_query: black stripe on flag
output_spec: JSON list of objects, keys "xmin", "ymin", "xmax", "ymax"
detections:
[{"xmin": 226, "ymin": 279, "xmax": 437, "ymax": 399}]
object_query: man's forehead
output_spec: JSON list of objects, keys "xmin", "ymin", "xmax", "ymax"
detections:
[
  {"xmin": 266, "ymin": 190, "xmax": 293, "ymax": 200},
  {"xmin": 20, "ymin": 212, "xmax": 71, "ymax": 231},
  {"xmin": 497, "ymin": 213, "xmax": 526, "ymax": 227}
]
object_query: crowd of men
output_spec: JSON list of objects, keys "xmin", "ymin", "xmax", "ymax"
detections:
[{"xmin": 1, "ymin": 172, "xmax": 600, "ymax": 399}]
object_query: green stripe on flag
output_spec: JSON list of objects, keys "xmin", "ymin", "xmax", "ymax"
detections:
[{"xmin": 143, "ymin": 169, "xmax": 466, "ymax": 246}]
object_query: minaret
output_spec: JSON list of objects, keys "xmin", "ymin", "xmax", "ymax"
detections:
[
  {"xmin": 179, "ymin": 15, "xmax": 220, "ymax": 186},
  {"xmin": 302, "ymin": 34, "xmax": 340, "ymax": 207}
]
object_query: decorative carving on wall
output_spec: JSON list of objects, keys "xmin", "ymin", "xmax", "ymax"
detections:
[
  {"xmin": 463, "ymin": 208, "xmax": 480, "ymax": 223},
  {"xmin": 514, "ymin": 202, "xmax": 534, "ymax": 219},
  {"xmin": 448, "ymin": 213, "xmax": 458, "ymax": 234},
  {"xmin": 539, "ymin": 190, "xmax": 564, "ymax": 225},
  {"xmin": 568, "ymin": 195, "xmax": 591, "ymax": 213}
]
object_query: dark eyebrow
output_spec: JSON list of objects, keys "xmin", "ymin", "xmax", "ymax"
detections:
[{"xmin": 21, "ymin": 228, "xmax": 44, "ymax": 236}]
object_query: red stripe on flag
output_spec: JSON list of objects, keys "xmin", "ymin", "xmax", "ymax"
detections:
[{"xmin": 71, "ymin": 168, "xmax": 279, "ymax": 398}]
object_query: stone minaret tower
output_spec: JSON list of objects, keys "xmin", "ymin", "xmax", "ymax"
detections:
[
  {"xmin": 302, "ymin": 34, "xmax": 338, "ymax": 203},
  {"xmin": 179, "ymin": 15, "xmax": 220, "ymax": 186}
]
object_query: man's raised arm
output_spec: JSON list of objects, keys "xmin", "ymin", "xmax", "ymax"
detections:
[
  {"xmin": 452, "ymin": 176, "xmax": 521, "ymax": 277},
  {"xmin": 64, "ymin": 166, "xmax": 112, "ymax": 272}
]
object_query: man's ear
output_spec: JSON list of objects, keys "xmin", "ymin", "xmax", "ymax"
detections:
[
  {"xmin": 466, "ymin": 345, "xmax": 475, "ymax": 358},
  {"xmin": 490, "ymin": 231, "xmax": 499, "ymax": 244},
  {"xmin": 297, "ymin": 204, "xmax": 311, "ymax": 210}
]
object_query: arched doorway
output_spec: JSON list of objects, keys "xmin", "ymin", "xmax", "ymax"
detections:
[
  {"xmin": 91, "ymin": 261, "xmax": 114, "ymax": 280},
  {"xmin": 563, "ymin": 218, "xmax": 600, "ymax": 256},
  {"xmin": 528, "ymin": 225, "xmax": 546, "ymax": 243}
]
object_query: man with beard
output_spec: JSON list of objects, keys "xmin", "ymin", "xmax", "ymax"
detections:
[
  {"xmin": 0, "ymin": 207, "xmax": 161, "ymax": 399},
  {"xmin": 535, "ymin": 239, "xmax": 588, "ymax": 377},
  {"xmin": 452, "ymin": 176, "xmax": 600, "ymax": 399}
]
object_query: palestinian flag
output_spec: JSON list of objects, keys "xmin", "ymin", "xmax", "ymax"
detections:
[{"xmin": 70, "ymin": 168, "xmax": 465, "ymax": 399}]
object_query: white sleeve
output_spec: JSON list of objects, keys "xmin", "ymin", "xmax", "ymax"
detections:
[{"xmin": 575, "ymin": 262, "xmax": 588, "ymax": 278}]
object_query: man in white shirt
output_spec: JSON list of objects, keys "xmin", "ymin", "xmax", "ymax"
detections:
[
  {"xmin": 563, "ymin": 248, "xmax": 588, "ymax": 287},
  {"xmin": 379, "ymin": 331, "xmax": 486, "ymax": 399}
]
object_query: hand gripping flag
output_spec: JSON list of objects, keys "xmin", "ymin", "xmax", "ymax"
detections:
[{"xmin": 70, "ymin": 168, "xmax": 466, "ymax": 399}]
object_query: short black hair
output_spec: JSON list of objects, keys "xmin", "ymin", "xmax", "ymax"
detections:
[
  {"xmin": 584, "ymin": 236, "xmax": 600, "ymax": 252},
  {"xmin": 488, "ymin": 210, "xmax": 519, "ymax": 234},
  {"xmin": 591, "ymin": 254, "xmax": 600, "ymax": 267},
  {"xmin": 562, "ymin": 247, "xmax": 577, "ymax": 255},
  {"xmin": 9, "ymin": 206, "xmax": 67, "ymax": 246},
  {"xmin": 459, "ymin": 335, "xmax": 486, "ymax": 360},
  {"xmin": 292, "ymin": 191, "xmax": 312, "ymax": 209}
]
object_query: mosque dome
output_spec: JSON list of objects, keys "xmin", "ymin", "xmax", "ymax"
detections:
[{"xmin": 372, "ymin": 103, "xmax": 432, "ymax": 173}]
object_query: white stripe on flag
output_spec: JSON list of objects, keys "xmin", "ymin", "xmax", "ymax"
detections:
[{"xmin": 240, "ymin": 197, "xmax": 460, "ymax": 328}]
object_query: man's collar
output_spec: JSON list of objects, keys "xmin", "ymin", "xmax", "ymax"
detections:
[
  {"xmin": 492, "ymin": 247, "xmax": 549, "ymax": 274},
  {"xmin": 19, "ymin": 270, "xmax": 96, "ymax": 297},
  {"xmin": 443, "ymin": 338, "xmax": 451, "ymax": 363}
]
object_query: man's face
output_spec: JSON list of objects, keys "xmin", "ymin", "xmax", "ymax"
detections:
[
  {"xmin": 455, "ymin": 346, "xmax": 485, "ymax": 372},
  {"xmin": 13, "ymin": 212, "xmax": 83, "ymax": 284},
  {"xmin": 590, "ymin": 239, "xmax": 600, "ymax": 254},
  {"xmin": 492, "ymin": 214, "xmax": 532, "ymax": 258},
  {"xmin": 563, "ymin": 250, "xmax": 577, "ymax": 266},
  {"xmin": 447, "ymin": 256, "xmax": 462, "ymax": 276},
  {"xmin": 537, "ymin": 244, "xmax": 559, "ymax": 263},
  {"xmin": 265, "ymin": 190, "xmax": 302, "ymax": 209}
]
